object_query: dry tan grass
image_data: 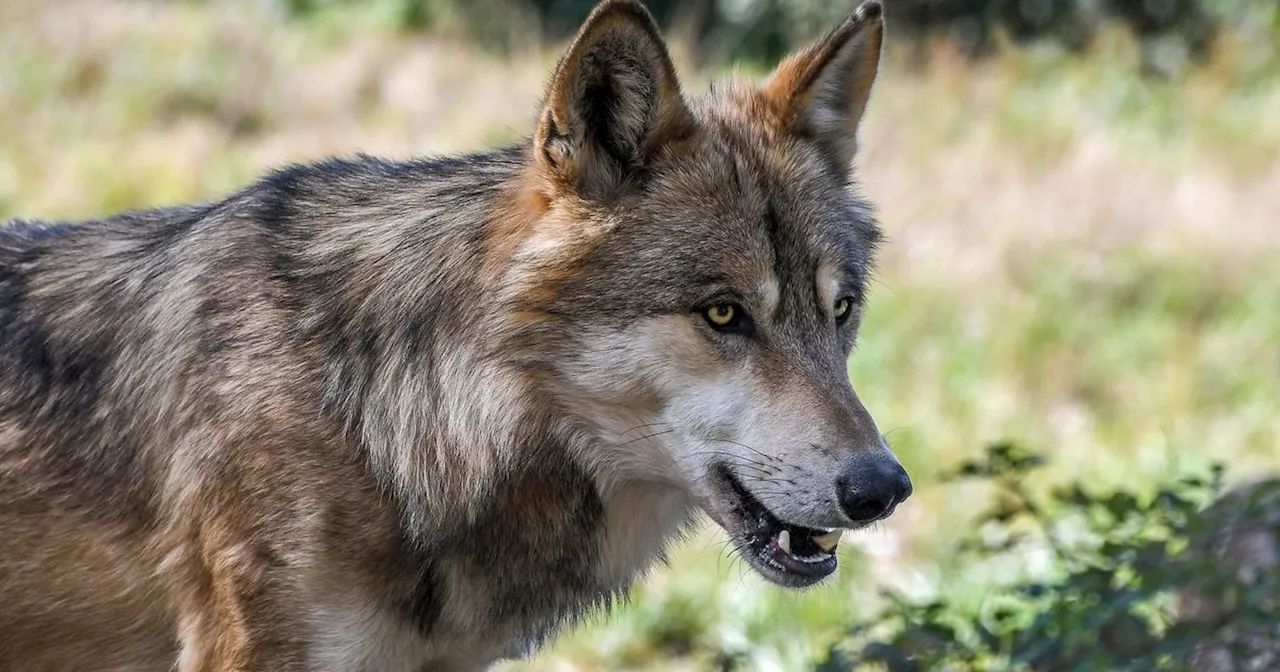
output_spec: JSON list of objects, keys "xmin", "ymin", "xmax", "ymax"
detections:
[{"xmin": 4, "ymin": 1, "xmax": 1273, "ymax": 266}]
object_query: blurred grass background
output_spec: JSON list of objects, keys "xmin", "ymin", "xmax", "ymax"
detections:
[{"xmin": 1, "ymin": 0, "xmax": 1276, "ymax": 669}]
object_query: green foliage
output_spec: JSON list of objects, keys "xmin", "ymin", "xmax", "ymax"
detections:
[{"xmin": 817, "ymin": 444, "xmax": 1279, "ymax": 671}]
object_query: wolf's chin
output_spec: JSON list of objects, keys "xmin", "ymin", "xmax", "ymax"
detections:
[{"xmin": 701, "ymin": 465, "xmax": 846, "ymax": 589}]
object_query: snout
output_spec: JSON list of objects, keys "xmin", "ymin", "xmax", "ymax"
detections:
[
  {"xmin": 698, "ymin": 448, "xmax": 912, "ymax": 589},
  {"xmin": 836, "ymin": 454, "xmax": 912, "ymax": 525}
]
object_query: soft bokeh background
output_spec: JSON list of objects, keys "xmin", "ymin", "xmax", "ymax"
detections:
[{"xmin": 2, "ymin": 0, "xmax": 1276, "ymax": 669}]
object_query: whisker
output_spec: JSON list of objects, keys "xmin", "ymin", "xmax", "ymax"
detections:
[
  {"xmin": 616, "ymin": 429, "xmax": 675, "ymax": 446},
  {"xmin": 678, "ymin": 449, "xmax": 778, "ymax": 471},
  {"xmin": 675, "ymin": 456, "xmax": 776, "ymax": 475},
  {"xmin": 704, "ymin": 438, "xmax": 778, "ymax": 463},
  {"xmin": 616, "ymin": 421, "xmax": 671, "ymax": 436}
]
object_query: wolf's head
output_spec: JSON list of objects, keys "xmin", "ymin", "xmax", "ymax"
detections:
[{"xmin": 503, "ymin": 0, "xmax": 908, "ymax": 588}]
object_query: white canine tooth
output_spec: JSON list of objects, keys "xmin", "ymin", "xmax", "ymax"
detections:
[
  {"xmin": 813, "ymin": 529, "xmax": 843, "ymax": 552},
  {"xmin": 777, "ymin": 529, "xmax": 792, "ymax": 555}
]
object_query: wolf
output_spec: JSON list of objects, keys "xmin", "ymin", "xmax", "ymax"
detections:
[{"xmin": 0, "ymin": 1, "xmax": 910, "ymax": 669}]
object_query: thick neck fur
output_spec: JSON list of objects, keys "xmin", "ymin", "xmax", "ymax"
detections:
[
  {"xmin": 264, "ymin": 147, "xmax": 551, "ymax": 531},
  {"xmin": 258, "ymin": 147, "xmax": 692, "ymax": 639}
]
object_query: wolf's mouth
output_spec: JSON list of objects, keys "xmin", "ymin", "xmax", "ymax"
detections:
[{"xmin": 715, "ymin": 466, "xmax": 843, "ymax": 588}]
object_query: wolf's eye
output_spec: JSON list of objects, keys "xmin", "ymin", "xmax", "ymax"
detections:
[
  {"xmin": 706, "ymin": 303, "xmax": 736, "ymax": 326},
  {"xmin": 834, "ymin": 297, "xmax": 854, "ymax": 324},
  {"xmin": 702, "ymin": 302, "xmax": 753, "ymax": 335}
]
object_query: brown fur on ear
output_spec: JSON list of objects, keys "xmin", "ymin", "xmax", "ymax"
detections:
[
  {"xmin": 763, "ymin": 0, "xmax": 883, "ymax": 171},
  {"xmin": 534, "ymin": 0, "xmax": 695, "ymax": 199}
]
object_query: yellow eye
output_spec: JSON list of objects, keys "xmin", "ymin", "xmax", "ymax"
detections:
[
  {"xmin": 834, "ymin": 297, "xmax": 853, "ymax": 323},
  {"xmin": 705, "ymin": 303, "xmax": 736, "ymax": 327}
]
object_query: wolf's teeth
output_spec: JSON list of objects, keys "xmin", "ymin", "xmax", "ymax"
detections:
[
  {"xmin": 777, "ymin": 529, "xmax": 792, "ymax": 555},
  {"xmin": 813, "ymin": 529, "xmax": 843, "ymax": 552}
]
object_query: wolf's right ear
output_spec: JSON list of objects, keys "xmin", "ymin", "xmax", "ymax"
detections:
[{"xmin": 534, "ymin": 0, "xmax": 695, "ymax": 199}]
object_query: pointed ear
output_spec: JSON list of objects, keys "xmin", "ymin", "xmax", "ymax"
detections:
[
  {"xmin": 762, "ymin": 0, "xmax": 883, "ymax": 171},
  {"xmin": 534, "ymin": 0, "xmax": 695, "ymax": 198}
]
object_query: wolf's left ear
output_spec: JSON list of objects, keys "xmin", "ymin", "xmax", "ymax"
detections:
[
  {"xmin": 763, "ymin": 0, "xmax": 883, "ymax": 171},
  {"xmin": 535, "ymin": 0, "xmax": 695, "ymax": 198}
]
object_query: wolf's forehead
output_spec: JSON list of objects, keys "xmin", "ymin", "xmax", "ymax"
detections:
[
  {"xmin": 654, "ymin": 118, "xmax": 879, "ymax": 272},
  {"xmin": 631, "ymin": 162, "xmax": 874, "ymax": 323}
]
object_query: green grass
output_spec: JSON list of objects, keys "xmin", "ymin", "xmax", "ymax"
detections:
[{"xmin": 1, "ymin": 1, "xmax": 1276, "ymax": 670}]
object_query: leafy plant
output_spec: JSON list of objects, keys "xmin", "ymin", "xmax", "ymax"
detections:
[{"xmin": 817, "ymin": 443, "xmax": 1279, "ymax": 671}]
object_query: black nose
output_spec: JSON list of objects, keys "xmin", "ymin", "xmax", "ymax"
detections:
[{"xmin": 837, "ymin": 456, "xmax": 912, "ymax": 524}]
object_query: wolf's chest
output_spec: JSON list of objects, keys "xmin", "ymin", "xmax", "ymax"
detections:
[{"xmin": 414, "ymin": 479, "xmax": 694, "ymax": 665}]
